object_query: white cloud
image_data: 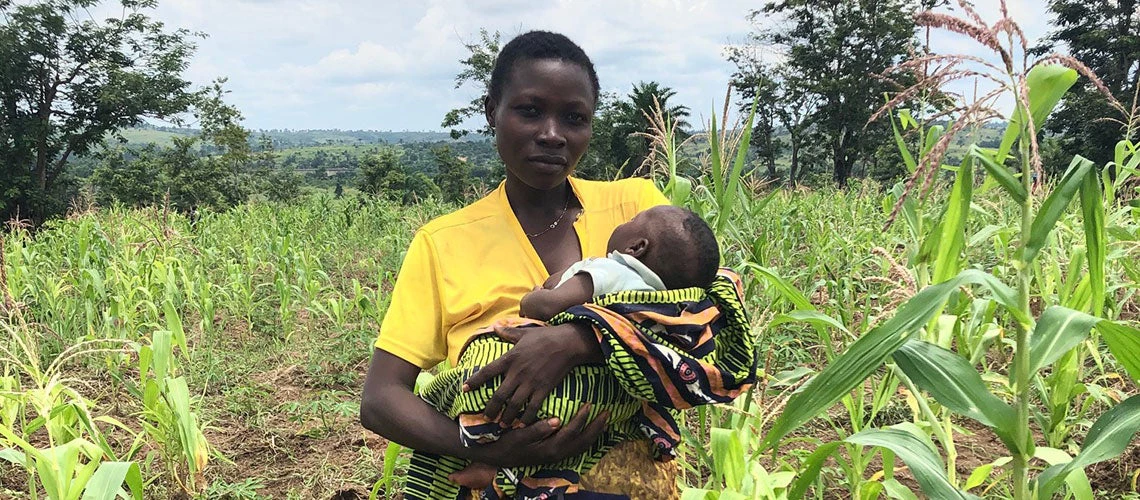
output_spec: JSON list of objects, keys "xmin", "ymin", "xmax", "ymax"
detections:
[{"xmin": 80, "ymin": 0, "xmax": 1052, "ymax": 130}]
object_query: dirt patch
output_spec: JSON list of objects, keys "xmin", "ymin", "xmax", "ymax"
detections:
[
  {"xmin": 202, "ymin": 360, "xmax": 388, "ymax": 499},
  {"xmin": 1087, "ymin": 442, "xmax": 1140, "ymax": 493}
]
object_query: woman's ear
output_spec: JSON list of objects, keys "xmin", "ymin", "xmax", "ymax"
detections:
[
  {"xmin": 484, "ymin": 96, "xmax": 497, "ymax": 131},
  {"xmin": 625, "ymin": 238, "xmax": 649, "ymax": 258}
]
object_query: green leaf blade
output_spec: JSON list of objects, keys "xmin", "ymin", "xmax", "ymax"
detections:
[
  {"xmin": 1027, "ymin": 307, "xmax": 1100, "ymax": 377},
  {"xmin": 1036, "ymin": 394, "xmax": 1140, "ymax": 498},
  {"xmin": 893, "ymin": 340, "xmax": 1018, "ymax": 450},
  {"xmin": 846, "ymin": 425, "xmax": 979, "ymax": 500}
]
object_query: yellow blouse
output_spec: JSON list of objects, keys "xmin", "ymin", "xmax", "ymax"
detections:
[{"xmin": 375, "ymin": 177, "xmax": 670, "ymax": 369}]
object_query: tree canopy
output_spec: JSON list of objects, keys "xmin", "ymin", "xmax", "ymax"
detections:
[{"xmin": 0, "ymin": 0, "xmax": 201, "ymax": 221}]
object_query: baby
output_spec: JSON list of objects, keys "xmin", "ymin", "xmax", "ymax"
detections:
[
  {"xmin": 521, "ymin": 204, "xmax": 721, "ymax": 321},
  {"xmin": 446, "ymin": 205, "xmax": 721, "ymax": 493}
]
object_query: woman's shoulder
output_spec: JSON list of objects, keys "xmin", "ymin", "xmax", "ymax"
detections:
[
  {"xmin": 574, "ymin": 176, "xmax": 657, "ymax": 193},
  {"xmin": 416, "ymin": 190, "xmax": 502, "ymax": 241},
  {"xmin": 574, "ymin": 177, "xmax": 667, "ymax": 211}
]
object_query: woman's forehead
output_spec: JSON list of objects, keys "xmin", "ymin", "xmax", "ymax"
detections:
[{"xmin": 503, "ymin": 59, "xmax": 595, "ymax": 101}]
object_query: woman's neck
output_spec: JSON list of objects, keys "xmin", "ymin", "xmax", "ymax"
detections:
[{"xmin": 503, "ymin": 175, "xmax": 572, "ymax": 217}]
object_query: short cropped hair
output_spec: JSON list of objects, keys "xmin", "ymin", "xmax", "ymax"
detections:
[
  {"xmin": 655, "ymin": 209, "xmax": 720, "ymax": 290},
  {"xmin": 488, "ymin": 31, "xmax": 600, "ymax": 105}
]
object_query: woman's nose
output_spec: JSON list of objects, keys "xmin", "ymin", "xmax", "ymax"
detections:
[{"xmin": 535, "ymin": 117, "xmax": 567, "ymax": 148}]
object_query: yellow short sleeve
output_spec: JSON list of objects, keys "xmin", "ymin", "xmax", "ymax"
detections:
[
  {"xmin": 637, "ymin": 178, "xmax": 671, "ymax": 210},
  {"xmin": 375, "ymin": 231, "xmax": 447, "ymax": 369}
]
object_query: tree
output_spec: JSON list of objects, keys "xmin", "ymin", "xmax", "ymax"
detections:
[
  {"xmin": 729, "ymin": 55, "xmax": 821, "ymax": 184},
  {"xmin": 752, "ymin": 0, "xmax": 918, "ymax": 186},
  {"xmin": 1037, "ymin": 0, "xmax": 1139, "ymax": 169},
  {"xmin": 577, "ymin": 92, "xmax": 624, "ymax": 180},
  {"xmin": 0, "ymin": 0, "xmax": 200, "ymax": 221},
  {"xmin": 358, "ymin": 148, "xmax": 408, "ymax": 199},
  {"xmin": 731, "ymin": 60, "xmax": 785, "ymax": 179},
  {"xmin": 611, "ymin": 82, "xmax": 692, "ymax": 178},
  {"xmin": 90, "ymin": 144, "xmax": 164, "ymax": 207},
  {"xmin": 441, "ymin": 29, "xmax": 500, "ymax": 139},
  {"xmin": 434, "ymin": 145, "xmax": 470, "ymax": 204}
]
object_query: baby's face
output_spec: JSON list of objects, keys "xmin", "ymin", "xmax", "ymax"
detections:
[{"xmin": 606, "ymin": 206, "xmax": 680, "ymax": 255}]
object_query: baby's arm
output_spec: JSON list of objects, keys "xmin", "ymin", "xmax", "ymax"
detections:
[{"xmin": 519, "ymin": 274, "xmax": 594, "ymax": 322}]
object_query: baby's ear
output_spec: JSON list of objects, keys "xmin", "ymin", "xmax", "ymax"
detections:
[{"xmin": 625, "ymin": 238, "xmax": 649, "ymax": 258}]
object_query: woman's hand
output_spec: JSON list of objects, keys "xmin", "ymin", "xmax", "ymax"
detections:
[
  {"xmin": 469, "ymin": 404, "xmax": 610, "ymax": 468},
  {"xmin": 462, "ymin": 322, "xmax": 603, "ymax": 426}
]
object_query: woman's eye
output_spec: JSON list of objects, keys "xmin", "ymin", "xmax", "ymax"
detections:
[
  {"xmin": 567, "ymin": 112, "xmax": 589, "ymax": 124},
  {"xmin": 516, "ymin": 105, "xmax": 539, "ymax": 117}
]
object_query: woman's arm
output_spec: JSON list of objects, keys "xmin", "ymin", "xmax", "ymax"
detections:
[
  {"xmin": 360, "ymin": 347, "xmax": 609, "ymax": 468},
  {"xmin": 462, "ymin": 322, "xmax": 603, "ymax": 426}
]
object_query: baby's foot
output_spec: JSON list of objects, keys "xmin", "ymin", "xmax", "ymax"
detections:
[{"xmin": 448, "ymin": 462, "xmax": 497, "ymax": 490}]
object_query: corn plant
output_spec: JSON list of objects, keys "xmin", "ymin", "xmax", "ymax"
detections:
[
  {"xmin": 134, "ymin": 330, "xmax": 210, "ymax": 494},
  {"xmin": 760, "ymin": 3, "xmax": 1140, "ymax": 499},
  {"xmin": 0, "ymin": 312, "xmax": 144, "ymax": 500}
]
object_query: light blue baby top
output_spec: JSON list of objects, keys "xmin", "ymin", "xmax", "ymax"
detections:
[{"xmin": 555, "ymin": 251, "xmax": 667, "ymax": 298}]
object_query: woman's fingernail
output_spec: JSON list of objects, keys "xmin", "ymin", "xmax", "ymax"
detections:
[
  {"xmin": 461, "ymin": 384, "xmax": 470, "ymax": 392},
  {"xmin": 548, "ymin": 417, "xmax": 561, "ymax": 427}
]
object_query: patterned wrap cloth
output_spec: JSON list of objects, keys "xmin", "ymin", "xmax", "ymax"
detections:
[{"xmin": 406, "ymin": 269, "xmax": 756, "ymax": 500}]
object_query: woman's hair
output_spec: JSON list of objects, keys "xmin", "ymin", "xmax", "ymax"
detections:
[{"xmin": 488, "ymin": 31, "xmax": 600, "ymax": 105}]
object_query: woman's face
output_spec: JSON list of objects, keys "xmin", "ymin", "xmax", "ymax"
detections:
[{"xmin": 486, "ymin": 58, "xmax": 595, "ymax": 192}]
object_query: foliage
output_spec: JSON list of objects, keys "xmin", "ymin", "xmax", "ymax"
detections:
[
  {"xmin": 90, "ymin": 82, "xmax": 264, "ymax": 212},
  {"xmin": 440, "ymin": 28, "xmax": 500, "ymax": 140},
  {"xmin": 748, "ymin": 0, "xmax": 919, "ymax": 186},
  {"xmin": 1036, "ymin": 0, "xmax": 1140, "ymax": 168},
  {"xmin": 357, "ymin": 148, "xmax": 439, "ymax": 204},
  {"xmin": 433, "ymin": 145, "xmax": 470, "ymax": 204},
  {"xmin": 0, "ymin": 0, "xmax": 200, "ymax": 222}
]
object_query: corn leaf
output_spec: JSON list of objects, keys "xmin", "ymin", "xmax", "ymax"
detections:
[
  {"xmin": 717, "ymin": 99, "xmax": 758, "ymax": 235},
  {"xmin": 1023, "ymin": 156, "xmax": 1094, "ymax": 264},
  {"xmin": 788, "ymin": 441, "xmax": 842, "ymax": 500},
  {"xmin": 710, "ymin": 428, "xmax": 746, "ymax": 490},
  {"xmin": 933, "ymin": 157, "xmax": 974, "ymax": 284},
  {"xmin": 708, "ymin": 109, "xmax": 723, "ymax": 208},
  {"xmin": 768, "ymin": 310, "xmax": 849, "ymax": 334},
  {"xmin": 971, "ymin": 146, "xmax": 1027, "ymax": 204},
  {"xmin": 1033, "ymin": 448, "xmax": 1093, "ymax": 500},
  {"xmin": 1026, "ymin": 307, "xmax": 1100, "ymax": 377},
  {"xmin": 883, "ymin": 479, "xmax": 921, "ymax": 500},
  {"xmin": 681, "ymin": 489, "xmax": 716, "ymax": 500},
  {"xmin": 964, "ymin": 463, "xmax": 994, "ymax": 491},
  {"xmin": 846, "ymin": 424, "xmax": 979, "ymax": 500},
  {"xmin": 1097, "ymin": 321, "xmax": 1140, "ymax": 382},
  {"xmin": 746, "ymin": 264, "xmax": 816, "ymax": 311},
  {"xmin": 1079, "ymin": 166, "xmax": 1106, "ymax": 315},
  {"xmin": 667, "ymin": 176, "xmax": 693, "ymax": 207},
  {"xmin": 82, "ymin": 461, "xmax": 143, "ymax": 500},
  {"xmin": 762, "ymin": 269, "xmax": 1022, "ymax": 450},
  {"xmin": 1036, "ymin": 394, "xmax": 1140, "ymax": 498},
  {"xmin": 889, "ymin": 109, "xmax": 917, "ymax": 174},
  {"xmin": 163, "ymin": 299, "xmax": 187, "ymax": 356},
  {"xmin": 893, "ymin": 340, "xmax": 1019, "ymax": 451},
  {"xmin": 151, "ymin": 331, "xmax": 172, "ymax": 383},
  {"xmin": 0, "ymin": 449, "xmax": 26, "ymax": 465},
  {"xmin": 997, "ymin": 65, "xmax": 1078, "ymax": 162}
]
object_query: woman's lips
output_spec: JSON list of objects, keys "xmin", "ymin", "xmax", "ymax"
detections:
[
  {"xmin": 528, "ymin": 154, "xmax": 568, "ymax": 165},
  {"xmin": 527, "ymin": 155, "xmax": 568, "ymax": 173}
]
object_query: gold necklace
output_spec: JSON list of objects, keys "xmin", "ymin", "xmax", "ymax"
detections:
[{"xmin": 526, "ymin": 190, "xmax": 572, "ymax": 238}]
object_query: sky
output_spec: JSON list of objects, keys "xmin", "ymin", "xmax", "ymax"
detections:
[{"xmin": 88, "ymin": 0, "xmax": 1053, "ymax": 132}]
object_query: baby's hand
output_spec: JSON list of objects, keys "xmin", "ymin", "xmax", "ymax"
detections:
[
  {"xmin": 520, "ymin": 287, "xmax": 556, "ymax": 320},
  {"xmin": 542, "ymin": 274, "xmax": 562, "ymax": 290}
]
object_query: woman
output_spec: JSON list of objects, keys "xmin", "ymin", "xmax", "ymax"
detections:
[{"xmin": 360, "ymin": 31, "xmax": 679, "ymax": 498}]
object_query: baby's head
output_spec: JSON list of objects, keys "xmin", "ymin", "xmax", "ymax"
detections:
[{"xmin": 607, "ymin": 205, "xmax": 720, "ymax": 290}]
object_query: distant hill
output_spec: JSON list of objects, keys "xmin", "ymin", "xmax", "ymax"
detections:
[{"xmin": 115, "ymin": 125, "xmax": 487, "ymax": 149}]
